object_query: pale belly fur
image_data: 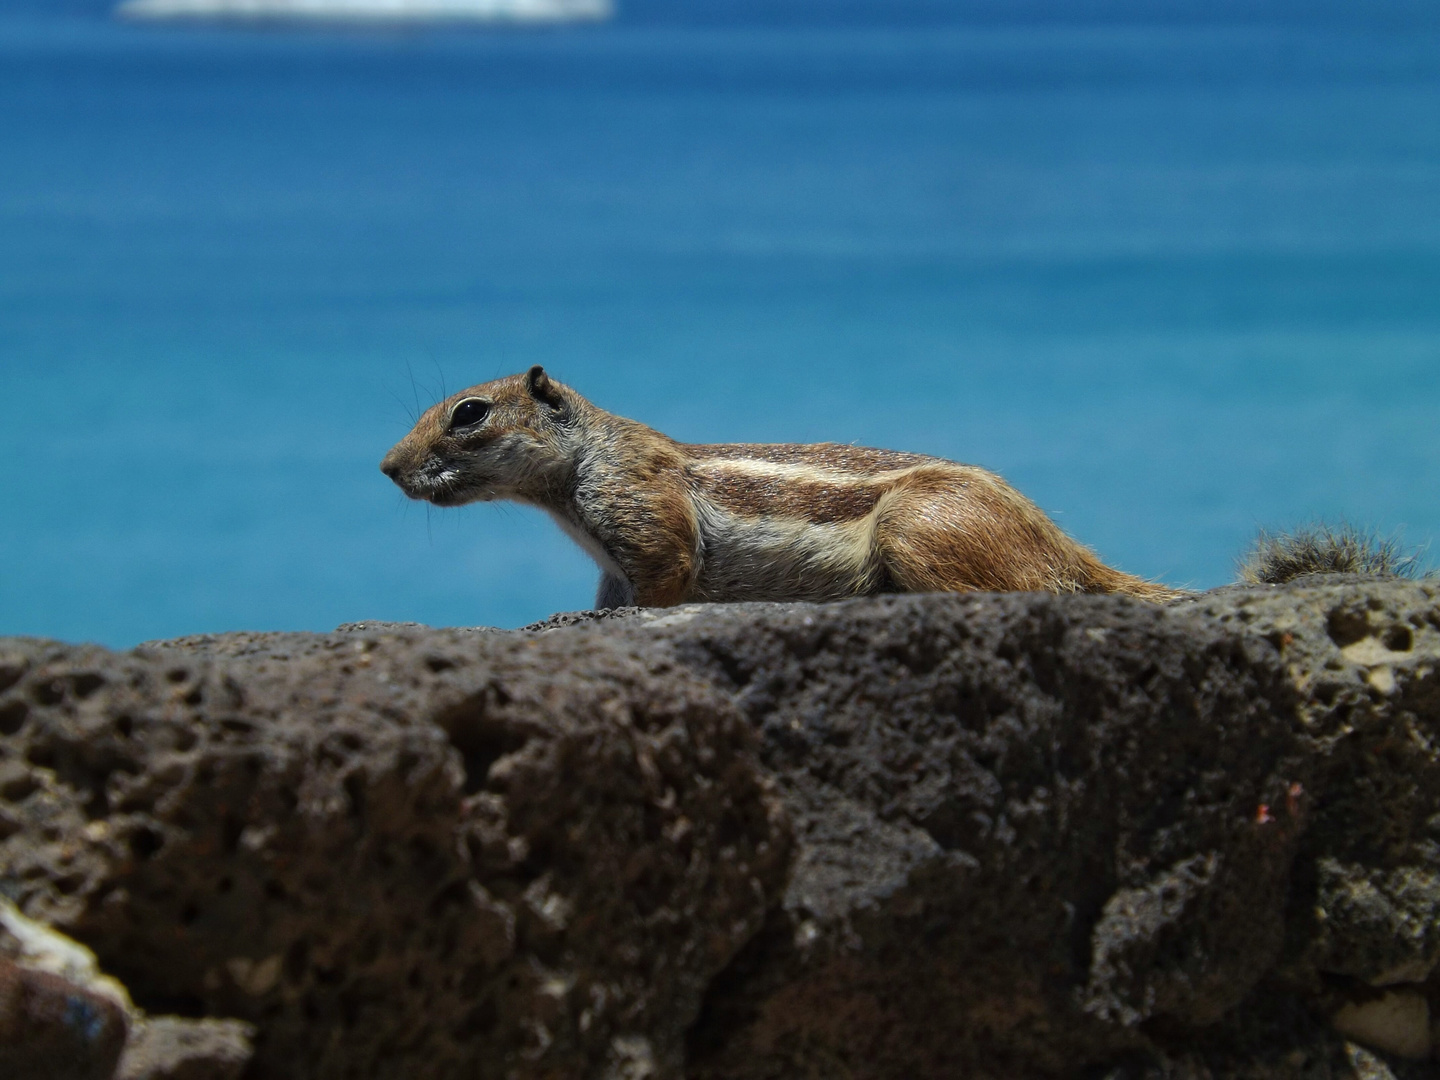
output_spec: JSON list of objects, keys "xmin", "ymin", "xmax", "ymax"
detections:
[{"xmin": 687, "ymin": 497, "xmax": 881, "ymax": 602}]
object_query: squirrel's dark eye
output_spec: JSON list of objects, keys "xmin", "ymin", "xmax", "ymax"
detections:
[{"xmin": 449, "ymin": 400, "xmax": 490, "ymax": 430}]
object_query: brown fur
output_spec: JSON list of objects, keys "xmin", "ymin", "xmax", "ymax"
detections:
[
  {"xmin": 702, "ymin": 469, "xmax": 884, "ymax": 524},
  {"xmin": 380, "ymin": 366, "xmax": 1188, "ymax": 608}
]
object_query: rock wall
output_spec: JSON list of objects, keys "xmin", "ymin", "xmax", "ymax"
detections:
[{"xmin": 1, "ymin": 578, "xmax": 1438, "ymax": 1078}]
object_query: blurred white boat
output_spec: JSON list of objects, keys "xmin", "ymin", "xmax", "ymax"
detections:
[{"xmin": 116, "ymin": 0, "xmax": 612, "ymax": 22}]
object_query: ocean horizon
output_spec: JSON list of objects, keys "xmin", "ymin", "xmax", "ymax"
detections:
[{"xmin": 2, "ymin": 0, "xmax": 1437, "ymax": 647}]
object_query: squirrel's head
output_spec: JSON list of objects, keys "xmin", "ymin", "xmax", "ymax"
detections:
[{"xmin": 380, "ymin": 366, "xmax": 576, "ymax": 506}]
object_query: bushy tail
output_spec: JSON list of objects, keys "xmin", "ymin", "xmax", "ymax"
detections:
[
  {"xmin": 1079, "ymin": 555, "xmax": 1195, "ymax": 603},
  {"xmin": 1237, "ymin": 522, "xmax": 1433, "ymax": 585}
]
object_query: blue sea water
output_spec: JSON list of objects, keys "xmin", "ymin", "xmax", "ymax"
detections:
[{"xmin": 2, "ymin": 0, "xmax": 1438, "ymax": 646}]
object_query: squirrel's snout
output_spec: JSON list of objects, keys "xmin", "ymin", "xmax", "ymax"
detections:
[{"xmin": 379, "ymin": 451, "xmax": 404, "ymax": 481}]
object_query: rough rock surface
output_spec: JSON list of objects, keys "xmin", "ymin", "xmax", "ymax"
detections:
[
  {"xmin": 116, "ymin": 1016, "xmax": 257, "ymax": 1080},
  {"xmin": 0, "ymin": 954, "xmax": 128, "ymax": 1080},
  {"xmin": 0, "ymin": 622, "xmax": 789, "ymax": 1079},
  {"xmin": 1, "ymin": 891, "xmax": 256, "ymax": 1079},
  {"xmin": 1, "ymin": 578, "xmax": 1438, "ymax": 1079}
]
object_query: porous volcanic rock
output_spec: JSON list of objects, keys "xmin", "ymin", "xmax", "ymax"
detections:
[
  {"xmin": 0, "ymin": 626, "xmax": 790, "ymax": 1078},
  {"xmin": 0, "ymin": 578, "xmax": 1438, "ymax": 1079},
  {"xmin": 115, "ymin": 1016, "xmax": 258, "ymax": 1080},
  {"xmin": 670, "ymin": 581, "xmax": 1440, "ymax": 1080},
  {"xmin": 0, "ymin": 954, "xmax": 128, "ymax": 1080}
]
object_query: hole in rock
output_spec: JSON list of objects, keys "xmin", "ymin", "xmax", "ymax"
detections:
[
  {"xmin": 221, "ymin": 816, "xmax": 244, "ymax": 853},
  {"xmin": 115, "ymin": 715, "xmax": 134, "ymax": 738},
  {"xmin": 706, "ymin": 645, "xmax": 753, "ymax": 689},
  {"xmin": 1383, "ymin": 625, "xmax": 1414, "ymax": 652},
  {"xmin": 456, "ymin": 998, "xmax": 498, "ymax": 1038},
  {"xmin": 284, "ymin": 939, "xmax": 309, "ymax": 984},
  {"xmin": 129, "ymin": 826, "xmax": 164, "ymax": 860},
  {"xmin": 1327, "ymin": 609, "xmax": 1371, "ymax": 649},
  {"xmin": 0, "ymin": 664, "xmax": 25, "ymax": 695},
  {"xmin": 69, "ymin": 673, "xmax": 105, "ymax": 699},
  {"xmin": 166, "ymin": 669, "xmax": 189, "ymax": 684},
  {"xmin": 686, "ymin": 913, "xmax": 790, "ymax": 1065},
  {"xmin": 314, "ymin": 965, "xmax": 344, "ymax": 987},
  {"xmin": 32, "ymin": 681, "xmax": 64, "ymax": 707},
  {"xmin": 343, "ymin": 773, "xmax": 366, "ymax": 821},
  {"xmin": 354, "ymin": 932, "xmax": 382, "ymax": 967},
  {"xmin": 0, "ymin": 772, "xmax": 40, "ymax": 801},
  {"xmin": 627, "ymin": 865, "xmax": 666, "ymax": 918},
  {"xmin": 458, "ymin": 964, "xmax": 489, "ymax": 997},
  {"xmin": 428, "ymin": 880, "xmax": 469, "ymax": 916},
  {"xmin": 517, "ymin": 839, "xmax": 556, "ymax": 885},
  {"xmin": 0, "ymin": 700, "xmax": 28, "ymax": 736},
  {"xmin": 443, "ymin": 714, "xmax": 527, "ymax": 796},
  {"xmin": 131, "ymin": 990, "xmax": 206, "ymax": 1019},
  {"xmin": 425, "ymin": 655, "xmax": 456, "ymax": 674},
  {"xmin": 409, "ymin": 835, "xmax": 442, "ymax": 871}
]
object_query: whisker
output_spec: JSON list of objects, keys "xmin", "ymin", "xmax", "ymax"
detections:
[
  {"xmin": 389, "ymin": 387, "xmax": 417, "ymax": 425},
  {"xmin": 427, "ymin": 349, "xmax": 448, "ymax": 403},
  {"xmin": 405, "ymin": 358, "xmax": 423, "ymax": 419}
]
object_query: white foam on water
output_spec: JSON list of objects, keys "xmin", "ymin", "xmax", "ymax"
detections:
[{"xmin": 116, "ymin": 0, "xmax": 612, "ymax": 23}]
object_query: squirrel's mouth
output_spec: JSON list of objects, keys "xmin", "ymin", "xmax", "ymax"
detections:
[
  {"xmin": 390, "ymin": 463, "xmax": 461, "ymax": 504},
  {"xmin": 403, "ymin": 471, "xmax": 498, "ymax": 507}
]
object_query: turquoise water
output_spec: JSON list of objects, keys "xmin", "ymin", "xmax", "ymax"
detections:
[{"xmin": 2, "ymin": 1, "xmax": 1438, "ymax": 646}]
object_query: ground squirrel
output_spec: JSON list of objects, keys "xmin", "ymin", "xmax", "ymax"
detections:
[{"xmin": 380, "ymin": 366, "xmax": 1189, "ymax": 608}]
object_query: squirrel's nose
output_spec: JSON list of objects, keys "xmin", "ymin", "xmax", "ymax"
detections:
[{"xmin": 379, "ymin": 453, "xmax": 403, "ymax": 480}]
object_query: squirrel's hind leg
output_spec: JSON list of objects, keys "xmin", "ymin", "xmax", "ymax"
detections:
[{"xmin": 873, "ymin": 469, "xmax": 1067, "ymax": 594}]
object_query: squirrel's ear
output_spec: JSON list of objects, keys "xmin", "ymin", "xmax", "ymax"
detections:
[{"xmin": 526, "ymin": 365, "xmax": 565, "ymax": 410}]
